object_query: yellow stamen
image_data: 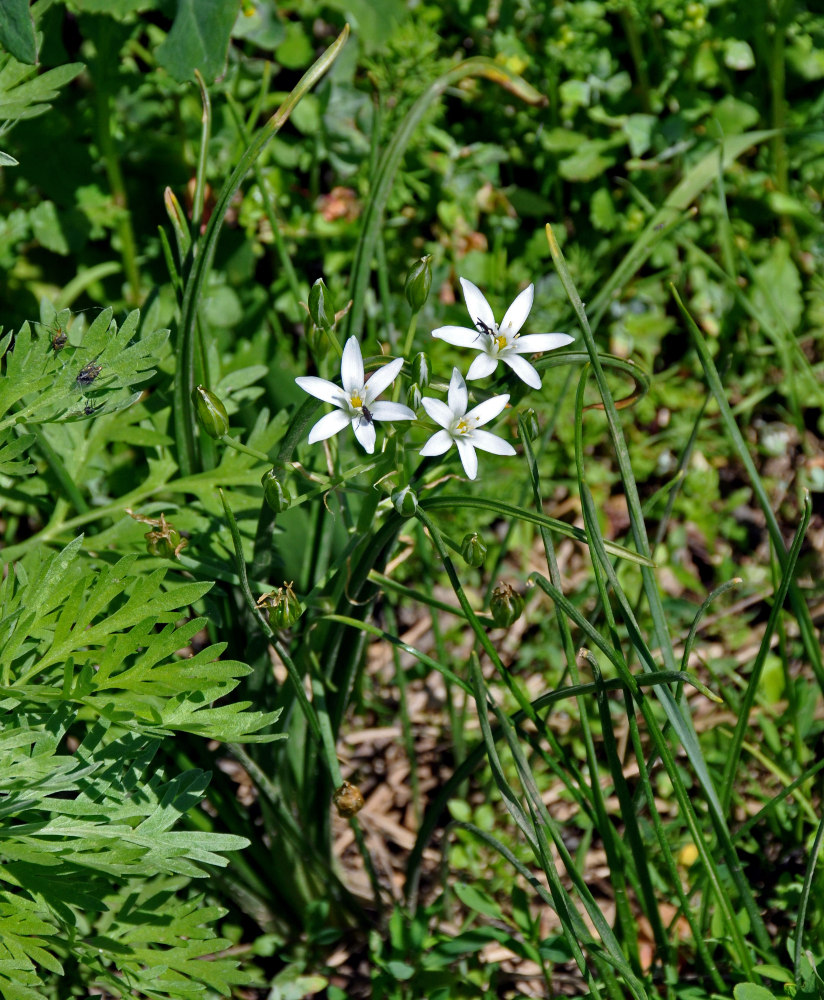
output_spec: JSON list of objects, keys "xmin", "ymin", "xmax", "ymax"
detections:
[
  {"xmin": 495, "ymin": 334, "xmax": 507, "ymax": 351},
  {"xmin": 351, "ymin": 393, "xmax": 363, "ymax": 408}
]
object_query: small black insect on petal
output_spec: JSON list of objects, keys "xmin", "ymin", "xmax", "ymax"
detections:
[
  {"xmin": 76, "ymin": 362, "xmax": 102, "ymax": 388},
  {"xmin": 474, "ymin": 318, "xmax": 495, "ymax": 342}
]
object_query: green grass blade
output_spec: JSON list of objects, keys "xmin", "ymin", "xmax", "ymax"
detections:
[
  {"xmin": 346, "ymin": 57, "xmax": 545, "ymax": 340},
  {"xmin": 673, "ymin": 285, "xmax": 824, "ymax": 694},
  {"xmin": 720, "ymin": 492, "xmax": 811, "ymax": 813}
]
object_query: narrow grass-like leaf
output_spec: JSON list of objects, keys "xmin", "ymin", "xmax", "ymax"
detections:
[
  {"xmin": 720, "ymin": 493, "xmax": 811, "ymax": 813},
  {"xmin": 673, "ymin": 286, "xmax": 824, "ymax": 694}
]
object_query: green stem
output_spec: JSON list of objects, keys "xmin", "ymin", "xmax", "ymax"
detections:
[
  {"xmin": 173, "ymin": 26, "xmax": 350, "ymax": 477},
  {"xmin": 92, "ymin": 44, "xmax": 141, "ymax": 304}
]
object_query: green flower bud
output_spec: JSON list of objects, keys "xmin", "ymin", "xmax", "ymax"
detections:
[
  {"xmin": 261, "ymin": 469, "xmax": 291, "ymax": 513},
  {"xmin": 391, "ymin": 486, "xmax": 418, "ymax": 517},
  {"xmin": 404, "ymin": 255, "xmax": 432, "ymax": 312},
  {"xmin": 410, "ymin": 351, "xmax": 431, "ymax": 389},
  {"xmin": 406, "ymin": 382, "xmax": 422, "ymax": 411},
  {"xmin": 490, "ymin": 581, "xmax": 525, "ymax": 628},
  {"xmin": 144, "ymin": 514, "xmax": 187, "ymax": 560},
  {"xmin": 192, "ymin": 385, "xmax": 229, "ymax": 438},
  {"xmin": 308, "ymin": 277, "xmax": 334, "ymax": 331},
  {"xmin": 461, "ymin": 532, "xmax": 487, "ymax": 568},
  {"xmin": 258, "ymin": 582, "xmax": 302, "ymax": 629},
  {"xmin": 521, "ymin": 408, "xmax": 540, "ymax": 441}
]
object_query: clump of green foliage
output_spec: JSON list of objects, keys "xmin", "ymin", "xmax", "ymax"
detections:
[{"xmin": 1, "ymin": 1, "xmax": 823, "ymax": 999}]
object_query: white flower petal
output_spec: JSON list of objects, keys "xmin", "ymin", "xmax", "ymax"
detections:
[
  {"xmin": 364, "ymin": 356, "xmax": 403, "ymax": 402},
  {"xmin": 466, "ymin": 394, "xmax": 509, "ymax": 427},
  {"xmin": 421, "ymin": 397, "xmax": 454, "ymax": 429},
  {"xmin": 419, "ymin": 429, "xmax": 453, "ymax": 457},
  {"xmin": 515, "ymin": 333, "xmax": 574, "ymax": 353},
  {"xmin": 460, "ymin": 277, "xmax": 496, "ymax": 330},
  {"xmin": 306, "ymin": 409, "xmax": 351, "ymax": 444},
  {"xmin": 341, "ymin": 337, "xmax": 365, "ymax": 393},
  {"xmin": 447, "ymin": 368, "xmax": 467, "ymax": 415},
  {"xmin": 471, "ymin": 429, "xmax": 516, "ymax": 456},
  {"xmin": 369, "ymin": 401, "xmax": 415, "ymax": 421},
  {"xmin": 295, "ymin": 376, "xmax": 345, "ymax": 406},
  {"xmin": 503, "ymin": 353, "xmax": 542, "ymax": 389},
  {"xmin": 455, "ymin": 437, "xmax": 478, "ymax": 479},
  {"xmin": 431, "ymin": 325, "xmax": 482, "ymax": 348},
  {"xmin": 353, "ymin": 417, "xmax": 376, "ymax": 453},
  {"xmin": 466, "ymin": 353, "xmax": 498, "ymax": 381},
  {"xmin": 500, "ymin": 284, "xmax": 534, "ymax": 335}
]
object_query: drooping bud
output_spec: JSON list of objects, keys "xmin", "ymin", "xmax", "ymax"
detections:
[
  {"xmin": 333, "ymin": 780, "xmax": 365, "ymax": 817},
  {"xmin": 490, "ymin": 581, "xmax": 525, "ymax": 628},
  {"xmin": 257, "ymin": 581, "xmax": 302, "ymax": 629},
  {"xmin": 261, "ymin": 469, "xmax": 291, "ymax": 513},
  {"xmin": 308, "ymin": 277, "xmax": 334, "ymax": 331},
  {"xmin": 410, "ymin": 351, "xmax": 431, "ymax": 389},
  {"xmin": 406, "ymin": 383, "xmax": 422, "ymax": 412},
  {"xmin": 404, "ymin": 255, "xmax": 432, "ymax": 313},
  {"xmin": 461, "ymin": 532, "xmax": 487, "ymax": 568},
  {"xmin": 521, "ymin": 408, "xmax": 540, "ymax": 441},
  {"xmin": 192, "ymin": 385, "xmax": 229, "ymax": 438},
  {"xmin": 391, "ymin": 486, "xmax": 418, "ymax": 517}
]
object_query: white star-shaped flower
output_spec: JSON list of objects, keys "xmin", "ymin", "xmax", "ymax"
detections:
[
  {"xmin": 419, "ymin": 368, "xmax": 515, "ymax": 480},
  {"xmin": 432, "ymin": 277, "xmax": 574, "ymax": 390},
  {"xmin": 296, "ymin": 337, "xmax": 415, "ymax": 453}
]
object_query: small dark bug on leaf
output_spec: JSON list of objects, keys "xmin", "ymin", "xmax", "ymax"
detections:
[
  {"xmin": 76, "ymin": 362, "xmax": 102, "ymax": 388},
  {"xmin": 51, "ymin": 327, "xmax": 67, "ymax": 352}
]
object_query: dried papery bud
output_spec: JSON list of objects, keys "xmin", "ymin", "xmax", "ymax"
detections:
[
  {"xmin": 490, "ymin": 581, "xmax": 524, "ymax": 628},
  {"xmin": 256, "ymin": 581, "xmax": 302, "ymax": 629},
  {"xmin": 404, "ymin": 255, "xmax": 432, "ymax": 312},
  {"xmin": 144, "ymin": 514, "xmax": 187, "ymax": 560},
  {"xmin": 521, "ymin": 408, "xmax": 540, "ymax": 441},
  {"xmin": 192, "ymin": 385, "xmax": 229, "ymax": 438},
  {"xmin": 261, "ymin": 469, "xmax": 291, "ymax": 513},
  {"xmin": 333, "ymin": 780, "xmax": 365, "ymax": 817},
  {"xmin": 406, "ymin": 382, "xmax": 422, "ymax": 412},
  {"xmin": 308, "ymin": 277, "xmax": 334, "ymax": 331},
  {"xmin": 391, "ymin": 486, "xmax": 418, "ymax": 517},
  {"xmin": 461, "ymin": 532, "xmax": 487, "ymax": 568},
  {"xmin": 410, "ymin": 351, "xmax": 431, "ymax": 389}
]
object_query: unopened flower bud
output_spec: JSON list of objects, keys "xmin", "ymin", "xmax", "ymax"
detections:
[
  {"xmin": 406, "ymin": 382, "xmax": 422, "ymax": 411},
  {"xmin": 144, "ymin": 514, "xmax": 187, "ymax": 560},
  {"xmin": 490, "ymin": 581, "xmax": 524, "ymax": 628},
  {"xmin": 257, "ymin": 582, "xmax": 302, "ymax": 629},
  {"xmin": 192, "ymin": 385, "xmax": 229, "ymax": 438},
  {"xmin": 308, "ymin": 277, "xmax": 334, "ymax": 331},
  {"xmin": 261, "ymin": 469, "xmax": 291, "ymax": 513},
  {"xmin": 404, "ymin": 255, "xmax": 432, "ymax": 312},
  {"xmin": 333, "ymin": 780, "xmax": 365, "ymax": 817},
  {"xmin": 391, "ymin": 486, "xmax": 418, "ymax": 517},
  {"xmin": 461, "ymin": 532, "xmax": 487, "ymax": 568},
  {"xmin": 521, "ymin": 408, "xmax": 540, "ymax": 441},
  {"xmin": 410, "ymin": 351, "xmax": 431, "ymax": 389}
]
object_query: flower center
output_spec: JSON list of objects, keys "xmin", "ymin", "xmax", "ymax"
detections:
[
  {"xmin": 455, "ymin": 416, "xmax": 475, "ymax": 436},
  {"xmin": 494, "ymin": 334, "xmax": 508, "ymax": 352},
  {"xmin": 350, "ymin": 392, "xmax": 364, "ymax": 410}
]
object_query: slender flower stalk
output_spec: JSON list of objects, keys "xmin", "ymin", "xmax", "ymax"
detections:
[
  {"xmin": 433, "ymin": 277, "xmax": 573, "ymax": 389},
  {"xmin": 419, "ymin": 368, "xmax": 514, "ymax": 480},
  {"xmin": 296, "ymin": 337, "xmax": 415, "ymax": 453}
]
